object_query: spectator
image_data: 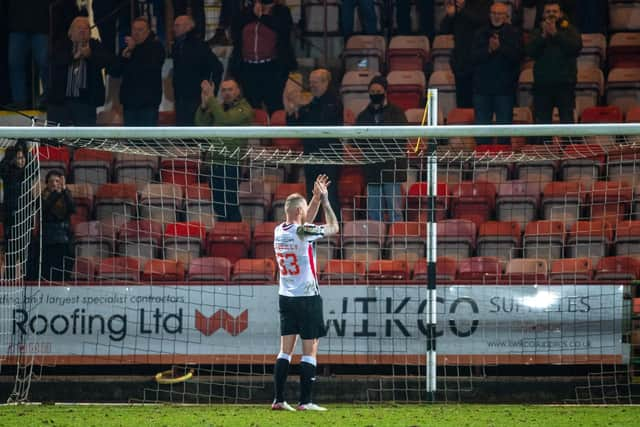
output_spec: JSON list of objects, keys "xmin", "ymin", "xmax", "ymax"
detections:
[
  {"xmin": 342, "ymin": 0, "xmax": 378, "ymax": 38},
  {"xmin": 41, "ymin": 171, "xmax": 75, "ymax": 281},
  {"xmin": 526, "ymin": 1, "xmax": 581, "ymax": 125},
  {"xmin": 110, "ymin": 17, "xmax": 165, "ymax": 126},
  {"xmin": 286, "ymin": 69, "xmax": 342, "ymax": 223},
  {"xmin": 355, "ymin": 76, "xmax": 407, "ymax": 222},
  {"xmin": 0, "ymin": 140, "xmax": 33, "ymax": 279},
  {"xmin": 523, "ymin": 0, "xmax": 576, "ymax": 25},
  {"xmin": 172, "ymin": 15, "xmax": 224, "ymax": 126},
  {"xmin": 173, "ymin": 0, "xmax": 206, "ymax": 40},
  {"xmin": 48, "ymin": 17, "xmax": 114, "ymax": 126},
  {"xmin": 195, "ymin": 78, "xmax": 254, "ymax": 222},
  {"xmin": 229, "ymin": 0, "xmax": 296, "ymax": 114},
  {"xmin": 440, "ymin": 0, "xmax": 492, "ymax": 108},
  {"xmin": 93, "ymin": 0, "xmax": 129, "ymax": 54},
  {"xmin": 209, "ymin": 0, "xmax": 244, "ymax": 45},
  {"xmin": 7, "ymin": 0, "xmax": 51, "ymax": 109},
  {"xmin": 471, "ymin": 2, "xmax": 521, "ymax": 144},
  {"xmin": 396, "ymin": 0, "xmax": 434, "ymax": 38}
]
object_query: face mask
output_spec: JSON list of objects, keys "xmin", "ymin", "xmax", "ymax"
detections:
[{"xmin": 369, "ymin": 93, "xmax": 385, "ymax": 105}]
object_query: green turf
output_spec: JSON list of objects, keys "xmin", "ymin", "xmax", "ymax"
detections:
[{"xmin": 1, "ymin": 404, "xmax": 639, "ymax": 427}]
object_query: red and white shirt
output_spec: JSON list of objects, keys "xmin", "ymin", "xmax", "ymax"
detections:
[{"xmin": 274, "ymin": 222, "xmax": 325, "ymax": 297}]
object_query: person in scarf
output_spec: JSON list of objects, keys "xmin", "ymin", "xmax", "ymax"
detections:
[
  {"xmin": 41, "ymin": 171, "xmax": 75, "ymax": 281},
  {"xmin": 48, "ymin": 17, "xmax": 114, "ymax": 126}
]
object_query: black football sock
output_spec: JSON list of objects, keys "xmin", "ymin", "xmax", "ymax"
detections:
[
  {"xmin": 299, "ymin": 356, "xmax": 317, "ymax": 405},
  {"xmin": 273, "ymin": 353, "xmax": 291, "ymax": 403}
]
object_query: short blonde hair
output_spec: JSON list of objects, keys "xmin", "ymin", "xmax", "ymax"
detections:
[{"xmin": 284, "ymin": 193, "xmax": 306, "ymax": 213}]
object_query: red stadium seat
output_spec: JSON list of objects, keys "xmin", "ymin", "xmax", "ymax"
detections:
[
  {"xmin": 184, "ymin": 183, "xmax": 216, "ymax": 229},
  {"xmin": 496, "ymin": 180, "xmax": 542, "ymax": 229},
  {"xmin": 437, "ymin": 219, "xmax": 477, "ymax": 259},
  {"xmin": 594, "ymin": 256, "xmax": 640, "ymax": 281},
  {"xmin": 321, "ymin": 259, "xmax": 366, "ymax": 283},
  {"xmin": 367, "ymin": 260, "xmax": 409, "ymax": 281},
  {"xmin": 187, "ymin": 257, "xmax": 232, "ymax": 281},
  {"xmin": 160, "ymin": 159, "xmax": 200, "ymax": 186},
  {"xmin": 406, "ymin": 182, "xmax": 448, "ymax": 222},
  {"xmin": 549, "ymin": 258, "xmax": 593, "ymax": 282},
  {"xmin": 541, "ymin": 181, "xmax": 586, "ymax": 226},
  {"xmin": 117, "ymin": 219, "xmax": 163, "ymax": 259},
  {"xmin": 386, "ymin": 70, "xmax": 426, "ymax": 110},
  {"xmin": 142, "ymin": 259, "xmax": 185, "ymax": 281},
  {"xmin": 165, "ymin": 221, "xmax": 206, "ymax": 265},
  {"xmin": 615, "ymin": 220, "xmax": 640, "ymax": 256},
  {"xmin": 387, "ymin": 221, "xmax": 427, "ymax": 265},
  {"xmin": 232, "ymin": 258, "xmax": 276, "ymax": 281},
  {"xmin": 504, "ymin": 258, "xmax": 548, "ymax": 282},
  {"xmin": 95, "ymin": 256, "xmax": 142, "ymax": 281},
  {"xmin": 94, "ymin": 183, "xmax": 138, "ymax": 223},
  {"xmin": 338, "ymin": 166, "xmax": 366, "ymax": 221},
  {"xmin": 206, "ymin": 222, "xmax": 251, "ymax": 264},
  {"xmin": 113, "ymin": 153, "xmax": 158, "ymax": 185},
  {"xmin": 580, "ymin": 105, "xmax": 623, "ymax": 123},
  {"xmin": 73, "ymin": 220, "xmax": 117, "ymax": 258},
  {"xmin": 472, "ymin": 146, "xmax": 513, "ymax": 184},
  {"xmin": 523, "ymin": 220, "xmax": 566, "ymax": 262},
  {"xmin": 72, "ymin": 148, "xmax": 112, "ymax": 186},
  {"xmin": 560, "ymin": 143, "xmax": 605, "ymax": 184},
  {"xmin": 252, "ymin": 222, "xmax": 279, "ymax": 259},
  {"xmin": 342, "ymin": 220, "xmax": 386, "ymax": 265},
  {"xmin": 253, "ymin": 108, "xmax": 269, "ymax": 126},
  {"xmin": 446, "ymin": 108, "xmax": 474, "ymax": 125},
  {"xmin": 566, "ymin": 219, "xmax": 613, "ymax": 266},
  {"xmin": 66, "ymin": 183, "xmax": 95, "ymax": 223},
  {"xmin": 270, "ymin": 110, "xmax": 303, "ymax": 151},
  {"xmin": 272, "ymin": 183, "xmax": 306, "ymax": 223},
  {"xmin": 450, "ymin": 181, "xmax": 496, "ymax": 227},
  {"xmin": 476, "ymin": 221, "xmax": 521, "ymax": 261},
  {"xmin": 457, "ymin": 256, "xmax": 501, "ymax": 281},
  {"xmin": 239, "ymin": 180, "xmax": 271, "ymax": 230},
  {"xmin": 71, "ymin": 257, "xmax": 96, "ymax": 281},
  {"xmin": 589, "ymin": 181, "xmax": 633, "ymax": 224},
  {"xmin": 413, "ymin": 257, "xmax": 457, "ymax": 281},
  {"xmin": 387, "ymin": 35, "xmax": 430, "ymax": 71},
  {"xmin": 626, "ymin": 107, "xmax": 640, "ymax": 122},
  {"xmin": 38, "ymin": 145, "xmax": 71, "ymax": 177},
  {"xmin": 139, "ymin": 183, "xmax": 184, "ymax": 224}
]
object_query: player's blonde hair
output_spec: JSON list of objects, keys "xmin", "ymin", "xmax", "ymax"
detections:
[{"xmin": 284, "ymin": 193, "xmax": 306, "ymax": 217}]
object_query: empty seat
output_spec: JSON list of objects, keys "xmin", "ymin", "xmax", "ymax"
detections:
[
  {"xmin": 504, "ymin": 258, "xmax": 548, "ymax": 281},
  {"xmin": 472, "ymin": 146, "xmax": 513, "ymax": 184},
  {"xmin": 594, "ymin": 256, "xmax": 640, "ymax": 280},
  {"xmin": 627, "ymin": 106, "xmax": 640, "ymax": 122},
  {"xmin": 523, "ymin": 220, "xmax": 566, "ymax": 262},
  {"xmin": 338, "ymin": 166, "xmax": 365, "ymax": 221},
  {"xmin": 71, "ymin": 256, "xmax": 96, "ymax": 281},
  {"xmin": 496, "ymin": 180, "xmax": 542, "ymax": 229},
  {"xmin": 206, "ymin": 222, "xmax": 251, "ymax": 264},
  {"xmin": 165, "ymin": 221, "xmax": 206, "ymax": 265},
  {"xmin": 515, "ymin": 146, "xmax": 557, "ymax": 184},
  {"xmin": 386, "ymin": 70, "xmax": 426, "ymax": 110},
  {"xmin": 446, "ymin": 108, "xmax": 474, "ymax": 125},
  {"xmin": 117, "ymin": 219, "xmax": 163, "ymax": 259},
  {"xmin": 406, "ymin": 182, "xmax": 448, "ymax": 222},
  {"xmin": 66, "ymin": 183, "xmax": 95, "ymax": 223},
  {"xmin": 428, "ymin": 70, "xmax": 456, "ymax": 118},
  {"xmin": 579, "ymin": 33, "xmax": 606, "ymax": 69},
  {"xmin": 615, "ymin": 220, "xmax": 640, "ymax": 256},
  {"xmin": 387, "ymin": 222, "xmax": 426, "ymax": 265},
  {"xmin": 239, "ymin": 180, "xmax": 271, "ymax": 230},
  {"xmin": 342, "ymin": 220, "xmax": 386, "ymax": 265},
  {"xmin": 575, "ymin": 67, "xmax": 604, "ymax": 117},
  {"xmin": 341, "ymin": 70, "xmax": 381, "ymax": 115},
  {"xmin": 314, "ymin": 233, "xmax": 340, "ymax": 272},
  {"xmin": 549, "ymin": 258, "xmax": 593, "ymax": 282},
  {"xmin": 184, "ymin": 183, "xmax": 216, "ymax": 229},
  {"xmin": 139, "ymin": 183, "xmax": 184, "ymax": 224},
  {"xmin": 606, "ymin": 67, "xmax": 640, "ymax": 114},
  {"xmin": 252, "ymin": 108, "xmax": 269, "ymax": 126},
  {"xmin": 607, "ymin": 147, "xmax": 640, "ymax": 187},
  {"xmin": 232, "ymin": 258, "xmax": 276, "ymax": 281},
  {"xmin": 95, "ymin": 256, "xmax": 142, "ymax": 281},
  {"xmin": 566, "ymin": 219, "xmax": 613, "ymax": 266},
  {"xmin": 113, "ymin": 153, "xmax": 158, "ymax": 184},
  {"xmin": 413, "ymin": 257, "xmax": 457, "ymax": 281},
  {"xmin": 517, "ymin": 68, "xmax": 533, "ymax": 108},
  {"xmin": 541, "ymin": 181, "xmax": 586, "ymax": 226},
  {"xmin": 73, "ymin": 220, "xmax": 116, "ymax": 258},
  {"xmin": 609, "ymin": 3, "xmax": 640, "ymax": 31},
  {"xmin": 457, "ymin": 256, "xmax": 501, "ymax": 281},
  {"xmin": 321, "ymin": 259, "xmax": 366, "ymax": 283},
  {"xmin": 187, "ymin": 257, "xmax": 232, "ymax": 281},
  {"xmin": 38, "ymin": 145, "xmax": 70, "ymax": 178},
  {"xmin": 71, "ymin": 148, "xmax": 112, "ymax": 186},
  {"xmin": 94, "ymin": 183, "xmax": 137, "ymax": 223},
  {"xmin": 142, "ymin": 259, "xmax": 185, "ymax": 281},
  {"xmin": 450, "ymin": 181, "xmax": 496, "ymax": 226},
  {"xmin": 590, "ymin": 181, "xmax": 633, "ymax": 224},
  {"xmin": 580, "ymin": 106, "xmax": 623, "ymax": 145},
  {"xmin": 437, "ymin": 219, "xmax": 477, "ymax": 259},
  {"xmin": 343, "ymin": 35, "xmax": 386, "ymax": 72},
  {"xmin": 270, "ymin": 110, "xmax": 303, "ymax": 152},
  {"xmin": 560, "ymin": 144, "xmax": 605, "ymax": 184},
  {"xmin": 272, "ymin": 183, "xmax": 306, "ymax": 222},
  {"xmin": 431, "ymin": 34, "xmax": 453, "ymax": 71},
  {"xmin": 302, "ymin": 0, "xmax": 340, "ymax": 34},
  {"xmin": 476, "ymin": 221, "xmax": 521, "ymax": 261},
  {"xmin": 367, "ymin": 260, "xmax": 409, "ymax": 281},
  {"xmin": 609, "ymin": 32, "xmax": 640, "ymax": 68},
  {"xmin": 160, "ymin": 158, "xmax": 200, "ymax": 186},
  {"xmin": 252, "ymin": 221, "xmax": 278, "ymax": 259},
  {"xmin": 387, "ymin": 35, "xmax": 430, "ymax": 71}
]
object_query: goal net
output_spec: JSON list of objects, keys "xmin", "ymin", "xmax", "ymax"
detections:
[{"xmin": 0, "ymin": 123, "xmax": 639, "ymax": 404}]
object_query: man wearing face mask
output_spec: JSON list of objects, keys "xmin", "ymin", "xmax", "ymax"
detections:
[
  {"xmin": 355, "ymin": 76, "xmax": 407, "ymax": 223},
  {"xmin": 471, "ymin": 2, "xmax": 521, "ymax": 144},
  {"xmin": 526, "ymin": 0, "xmax": 581, "ymax": 125}
]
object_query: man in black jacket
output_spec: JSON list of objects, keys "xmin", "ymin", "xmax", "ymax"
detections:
[
  {"xmin": 172, "ymin": 15, "xmax": 223, "ymax": 126},
  {"xmin": 286, "ymin": 68, "xmax": 342, "ymax": 223},
  {"xmin": 440, "ymin": 0, "xmax": 492, "ymax": 108},
  {"xmin": 110, "ymin": 17, "xmax": 165, "ymax": 126},
  {"xmin": 48, "ymin": 17, "xmax": 114, "ymax": 126},
  {"xmin": 229, "ymin": 0, "xmax": 296, "ymax": 114},
  {"xmin": 471, "ymin": 2, "xmax": 521, "ymax": 144},
  {"xmin": 355, "ymin": 76, "xmax": 407, "ymax": 223}
]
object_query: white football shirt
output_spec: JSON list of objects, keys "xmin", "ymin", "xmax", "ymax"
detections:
[{"xmin": 273, "ymin": 222, "xmax": 326, "ymax": 297}]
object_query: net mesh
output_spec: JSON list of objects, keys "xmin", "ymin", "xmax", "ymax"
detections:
[{"xmin": 0, "ymin": 128, "xmax": 639, "ymax": 404}]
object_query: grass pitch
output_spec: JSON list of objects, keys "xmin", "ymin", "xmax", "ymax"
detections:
[{"xmin": 1, "ymin": 404, "xmax": 638, "ymax": 426}]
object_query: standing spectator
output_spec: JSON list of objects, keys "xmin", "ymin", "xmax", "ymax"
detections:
[
  {"xmin": 48, "ymin": 17, "xmax": 114, "ymax": 126},
  {"xmin": 396, "ymin": 0, "xmax": 434, "ymax": 38},
  {"xmin": 286, "ymin": 69, "xmax": 342, "ymax": 223},
  {"xmin": 7, "ymin": 0, "xmax": 51, "ymax": 109},
  {"xmin": 471, "ymin": 2, "xmax": 521, "ymax": 144},
  {"xmin": 524, "ymin": 0, "xmax": 576, "ymax": 25},
  {"xmin": 440, "ymin": 0, "xmax": 492, "ymax": 108},
  {"xmin": 195, "ymin": 79, "xmax": 254, "ymax": 222},
  {"xmin": 342, "ymin": 0, "xmax": 378, "ymax": 38},
  {"xmin": 355, "ymin": 76, "xmax": 407, "ymax": 222},
  {"xmin": 110, "ymin": 17, "xmax": 165, "ymax": 126},
  {"xmin": 229, "ymin": 0, "xmax": 297, "ymax": 114},
  {"xmin": 209, "ymin": 0, "xmax": 245, "ymax": 45},
  {"xmin": 173, "ymin": 0, "xmax": 206, "ymax": 40},
  {"xmin": 0, "ymin": 140, "xmax": 32, "ymax": 280},
  {"xmin": 172, "ymin": 15, "xmax": 223, "ymax": 126},
  {"xmin": 526, "ymin": 1, "xmax": 581, "ymax": 125},
  {"xmin": 41, "ymin": 171, "xmax": 75, "ymax": 281}
]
